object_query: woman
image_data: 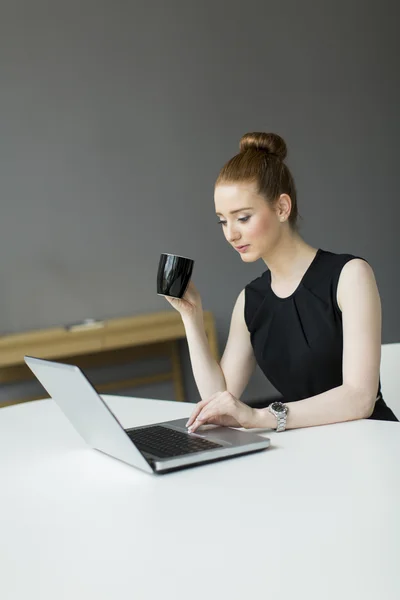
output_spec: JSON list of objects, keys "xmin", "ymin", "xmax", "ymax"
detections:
[{"xmin": 165, "ymin": 132, "xmax": 398, "ymax": 433}]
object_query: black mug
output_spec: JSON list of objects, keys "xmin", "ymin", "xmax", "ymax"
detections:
[{"xmin": 157, "ymin": 253, "xmax": 194, "ymax": 298}]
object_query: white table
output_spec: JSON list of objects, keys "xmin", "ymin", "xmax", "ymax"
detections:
[{"xmin": 1, "ymin": 396, "xmax": 399, "ymax": 600}]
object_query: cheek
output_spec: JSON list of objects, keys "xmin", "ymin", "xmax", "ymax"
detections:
[{"xmin": 248, "ymin": 215, "xmax": 275, "ymax": 238}]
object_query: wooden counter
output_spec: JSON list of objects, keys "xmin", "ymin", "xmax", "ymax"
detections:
[{"xmin": 0, "ymin": 311, "xmax": 219, "ymax": 407}]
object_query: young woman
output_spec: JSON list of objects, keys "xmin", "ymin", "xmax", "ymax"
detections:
[{"xmin": 164, "ymin": 132, "xmax": 398, "ymax": 433}]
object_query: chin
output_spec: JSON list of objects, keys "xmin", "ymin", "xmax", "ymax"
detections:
[{"xmin": 240, "ymin": 251, "xmax": 259, "ymax": 262}]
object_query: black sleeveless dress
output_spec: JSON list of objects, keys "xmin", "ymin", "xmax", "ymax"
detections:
[{"xmin": 244, "ymin": 248, "xmax": 398, "ymax": 421}]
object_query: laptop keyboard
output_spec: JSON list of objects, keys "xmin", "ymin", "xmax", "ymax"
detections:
[{"xmin": 126, "ymin": 425, "xmax": 223, "ymax": 459}]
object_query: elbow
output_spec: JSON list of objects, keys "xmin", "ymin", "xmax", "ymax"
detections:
[
  {"xmin": 358, "ymin": 392, "xmax": 376, "ymax": 419},
  {"xmin": 345, "ymin": 384, "xmax": 376, "ymax": 419}
]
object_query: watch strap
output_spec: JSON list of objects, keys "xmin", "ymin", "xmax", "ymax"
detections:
[
  {"xmin": 275, "ymin": 412, "xmax": 287, "ymax": 432},
  {"xmin": 269, "ymin": 402, "xmax": 288, "ymax": 432}
]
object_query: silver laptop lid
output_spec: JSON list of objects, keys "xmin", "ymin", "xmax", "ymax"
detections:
[{"xmin": 24, "ymin": 356, "xmax": 153, "ymax": 473}]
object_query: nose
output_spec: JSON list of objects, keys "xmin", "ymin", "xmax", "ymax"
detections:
[{"xmin": 226, "ymin": 223, "xmax": 241, "ymax": 243}]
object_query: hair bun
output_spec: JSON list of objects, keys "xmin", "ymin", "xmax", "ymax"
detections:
[{"xmin": 239, "ymin": 132, "xmax": 287, "ymax": 160}]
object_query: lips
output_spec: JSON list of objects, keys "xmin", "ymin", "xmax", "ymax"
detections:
[{"xmin": 235, "ymin": 245, "xmax": 250, "ymax": 253}]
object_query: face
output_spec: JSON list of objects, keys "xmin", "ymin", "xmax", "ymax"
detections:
[{"xmin": 214, "ymin": 181, "xmax": 288, "ymax": 261}]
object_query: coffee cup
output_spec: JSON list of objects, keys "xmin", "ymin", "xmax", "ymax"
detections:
[{"xmin": 157, "ymin": 253, "xmax": 194, "ymax": 298}]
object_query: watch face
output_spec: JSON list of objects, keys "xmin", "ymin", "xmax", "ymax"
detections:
[{"xmin": 271, "ymin": 402, "xmax": 285, "ymax": 413}]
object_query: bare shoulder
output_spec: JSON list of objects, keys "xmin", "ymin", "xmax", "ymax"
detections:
[
  {"xmin": 337, "ymin": 258, "xmax": 380, "ymax": 310},
  {"xmin": 236, "ymin": 287, "xmax": 246, "ymax": 306},
  {"xmin": 339, "ymin": 258, "xmax": 377, "ymax": 287},
  {"xmin": 230, "ymin": 288, "xmax": 246, "ymax": 322}
]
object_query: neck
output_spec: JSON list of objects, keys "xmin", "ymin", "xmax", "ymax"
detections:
[{"xmin": 262, "ymin": 232, "xmax": 318, "ymax": 282}]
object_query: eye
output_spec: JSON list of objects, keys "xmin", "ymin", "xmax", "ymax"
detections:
[{"xmin": 217, "ymin": 216, "xmax": 251, "ymax": 226}]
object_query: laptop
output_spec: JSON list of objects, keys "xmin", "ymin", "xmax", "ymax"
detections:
[{"xmin": 25, "ymin": 356, "xmax": 270, "ymax": 474}]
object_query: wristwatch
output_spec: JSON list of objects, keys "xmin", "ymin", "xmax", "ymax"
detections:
[{"xmin": 268, "ymin": 401, "xmax": 288, "ymax": 432}]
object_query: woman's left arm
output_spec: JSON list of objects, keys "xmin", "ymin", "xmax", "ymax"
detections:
[
  {"xmin": 258, "ymin": 258, "xmax": 382, "ymax": 429},
  {"xmin": 188, "ymin": 259, "xmax": 382, "ymax": 433}
]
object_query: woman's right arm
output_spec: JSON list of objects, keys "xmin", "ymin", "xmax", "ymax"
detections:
[
  {"xmin": 182, "ymin": 312, "xmax": 227, "ymax": 400},
  {"xmin": 218, "ymin": 289, "xmax": 257, "ymax": 399},
  {"xmin": 165, "ymin": 283, "xmax": 256, "ymax": 401}
]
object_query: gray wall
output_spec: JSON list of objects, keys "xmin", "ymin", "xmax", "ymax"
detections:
[{"xmin": 1, "ymin": 0, "xmax": 399, "ymax": 405}]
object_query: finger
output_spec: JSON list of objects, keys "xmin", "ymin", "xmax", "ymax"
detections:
[
  {"xmin": 186, "ymin": 397, "xmax": 214, "ymax": 428},
  {"xmin": 186, "ymin": 280, "xmax": 195, "ymax": 292},
  {"xmin": 163, "ymin": 296, "xmax": 175, "ymax": 305},
  {"xmin": 189, "ymin": 394, "xmax": 238, "ymax": 432},
  {"xmin": 188, "ymin": 397, "xmax": 223, "ymax": 432},
  {"xmin": 165, "ymin": 296, "xmax": 180, "ymax": 305},
  {"xmin": 183, "ymin": 280, "xmax": 193, "ymax": 294},
  {"xmin": 185, "ymin": 392, "xmax": 221, "ymax": 427},
  {"xmin": 185, "ymin": 400, "xmax": 208, "ymax": 428},
  {"xmin": 188, "ymin": 404, "xmax": 221, "ymax": 433}
]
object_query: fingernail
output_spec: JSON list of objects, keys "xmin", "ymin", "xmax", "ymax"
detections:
[{"xmin": 185, "ymin": 420, "xmax": 190, "ymax": 426}]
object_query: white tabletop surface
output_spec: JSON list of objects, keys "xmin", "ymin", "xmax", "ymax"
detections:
[{"xmin": 0, "ymin": 395, "xmax": 399, "ymax": 600}]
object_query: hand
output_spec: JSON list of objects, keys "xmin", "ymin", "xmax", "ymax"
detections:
[
  {"xmin": 186, "ymin": 391, "xmax": 257, "ymax": 433},
  {"xmin": 163, "ymin": 280, "xmax": 203, "ymax": 320}
]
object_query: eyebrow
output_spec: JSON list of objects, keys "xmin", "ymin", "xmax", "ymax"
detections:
[{"xmin": 215, "ymin": 207, "xmax": 254, "ymax": 216}]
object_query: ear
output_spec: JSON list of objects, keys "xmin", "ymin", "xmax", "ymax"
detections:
[{"xmin": 275, "ymin": 194, "xmax": 292, "ymax": 222}]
